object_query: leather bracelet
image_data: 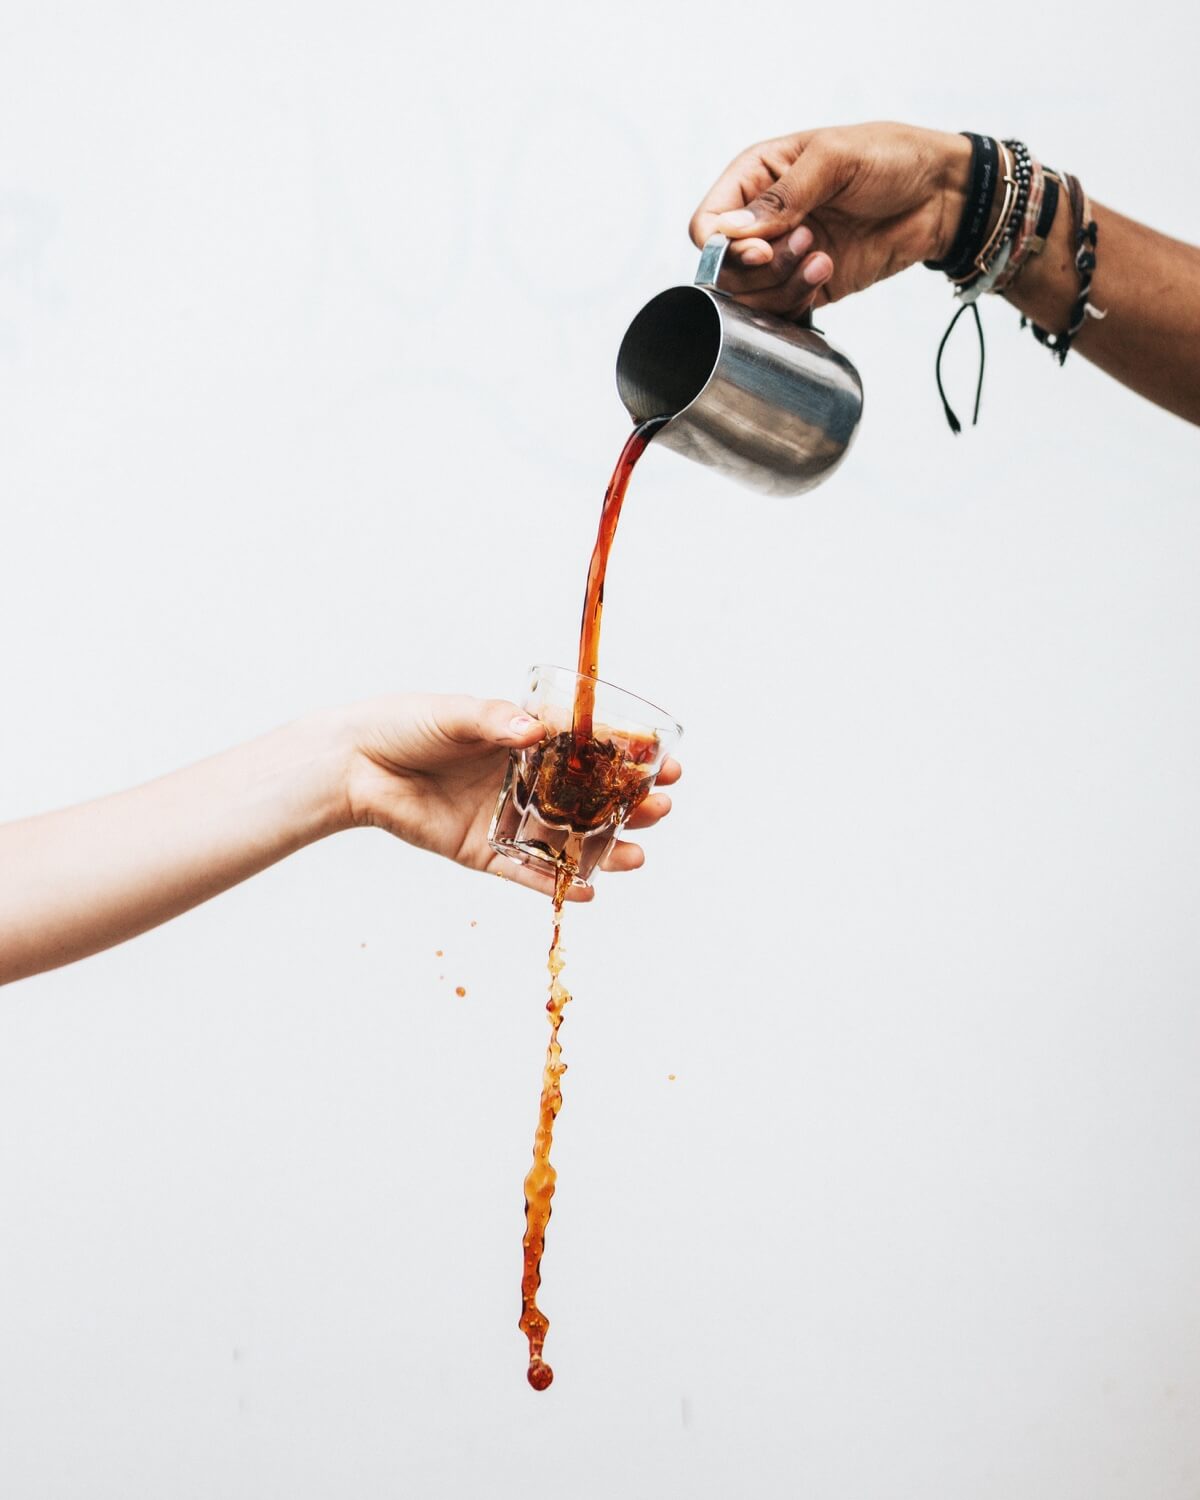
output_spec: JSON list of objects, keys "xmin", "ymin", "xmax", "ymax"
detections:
[{"xmin": 1024, "ymin": 174, "xmax": 1104, "ymax": 362}]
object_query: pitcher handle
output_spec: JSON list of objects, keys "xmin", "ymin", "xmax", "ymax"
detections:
[
  {"xmin": 695, "ymin": 230, "xmax": 815, "ymax": 329},
  {"xmin": 694, "ymin": 233, "xmax": 730, "ymax": 288}
]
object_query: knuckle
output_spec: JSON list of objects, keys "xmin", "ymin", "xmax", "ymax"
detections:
[{"xmin": 754, "ymin": 184, "xmax": 794, "ymax": 217}]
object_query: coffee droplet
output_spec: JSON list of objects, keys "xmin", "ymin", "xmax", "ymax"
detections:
[
  {"xmin": 527, "ymin": 1358, "xmax": 554, "ymax": 1391},
  {"xmin": 455, "ymin": 986, "xmax": 467, "ymax": 997}
]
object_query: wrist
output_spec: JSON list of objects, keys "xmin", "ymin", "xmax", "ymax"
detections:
[
  {"xmin": 929, "ymin": 131, "xmax": 974, "ymax": 263},
  {"xmin": 277, "ymin": 710, "xmax": 359, "ymax": 840}
]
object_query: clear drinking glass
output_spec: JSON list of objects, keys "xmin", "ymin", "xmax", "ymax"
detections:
[{"xmin": 488, "ymin": 664, "xmax": 683, "ymax": 887}]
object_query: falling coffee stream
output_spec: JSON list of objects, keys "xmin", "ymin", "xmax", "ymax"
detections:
[
  {"xmin": 519, "ymin": 416, "xmax": 668, "ymax": 1391},
  {"xmin": 519, "ymin": 865, "xmax": 575, "ymax": 1391}
]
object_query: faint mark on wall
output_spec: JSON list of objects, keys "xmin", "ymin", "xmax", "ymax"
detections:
[{"xmin": 0, "ymin": 191, "xmax": 62, "ymax": 356}]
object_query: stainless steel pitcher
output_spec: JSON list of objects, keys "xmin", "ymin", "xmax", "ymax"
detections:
[{"xmin": 615, "ymin": 233, "xmax": 864, "ymax": 496}]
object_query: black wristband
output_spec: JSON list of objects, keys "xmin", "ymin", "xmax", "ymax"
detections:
[
  {"xmin": 925, "ymin": 132, "xmax": 999, "ymax": 277},
  {"xmin": 1034, "ymin": 170, "xmax": 1059, "ymax": 246}
]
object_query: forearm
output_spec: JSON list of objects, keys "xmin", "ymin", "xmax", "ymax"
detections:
[
  {"xmin": 1001, "ymin": 200, "xmax": 1200, "ymax": 424},
  {"xmin": 0, "ymin": 715, "xmax": 352, "ymax": 985}
]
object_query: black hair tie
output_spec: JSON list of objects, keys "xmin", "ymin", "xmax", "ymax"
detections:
[{"xmin": 934, "ymin": 301, "xmax": 985, "ymax": 435}]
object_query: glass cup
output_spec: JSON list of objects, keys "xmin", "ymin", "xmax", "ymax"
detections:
[{"xmin": 488, "ymin": 664, "xmax": 683, "ymax": 887}]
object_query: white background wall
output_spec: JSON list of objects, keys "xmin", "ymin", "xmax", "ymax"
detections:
[{"xmin": 2, "ymin": 2, "xmax": 1199, "ymax": 1496}]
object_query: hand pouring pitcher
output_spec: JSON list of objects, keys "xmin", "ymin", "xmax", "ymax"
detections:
[{"xmin": 615, "ymin": 233, "xmax": 864, "ymax": 496}]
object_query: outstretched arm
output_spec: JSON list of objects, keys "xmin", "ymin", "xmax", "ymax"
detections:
[
  {"xmin": 690, "ymin": 123, "xmax": 1200, "ymax": 424},
  {"xmin": 1003, "ymin": 199, "xmax": 1199, "ymax": 422},
  {"xmin": 0, "ymin": 714, "xmax": 346, "ymax": 985},
  {"xmin": 0, "ymin": 696, "xmax": 679, "ymax": 985}
]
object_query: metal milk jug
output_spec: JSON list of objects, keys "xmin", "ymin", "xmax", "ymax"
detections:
[{"xmin": 616, "ymin": 233, "xmax": 864, "ymax": 496}]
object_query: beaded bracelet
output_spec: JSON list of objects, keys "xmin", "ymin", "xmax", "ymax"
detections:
[
  {"xmin": 990, "ymin": 141, "xmax": 1035, "ymax": 286},
  {"xmin": 992, "ymin": 161, "xmax": 1043, "ymax": 291}
]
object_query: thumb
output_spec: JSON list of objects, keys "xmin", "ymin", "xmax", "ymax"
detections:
[
  {"xmin": 435, "ymin": 695, "xmax": 546, "ymax": 749},
  {"xmin": 714, "ymin": 144, "xmax": 840, "ymax": 243}
]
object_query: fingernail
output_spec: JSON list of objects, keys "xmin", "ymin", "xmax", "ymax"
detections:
[
  {"xmin": 509, "ymin": 714, "xmax": 536, "ymax": 733},
  {"xmin": 802, "ymin": 254, "xmax": 831, "ymax": 285},
  {"xmin": 788, "ymin": 225, "xmax": 813, "ymax": 255},
  {"xmin": 716, "ymin": 209, "xmax": 757, "ymax": 229}
]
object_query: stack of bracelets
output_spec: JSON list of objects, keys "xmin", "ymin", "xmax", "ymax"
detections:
[{"xmin": 924, "ymin": 132, "xmax": 1104, "ymax": 432}]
